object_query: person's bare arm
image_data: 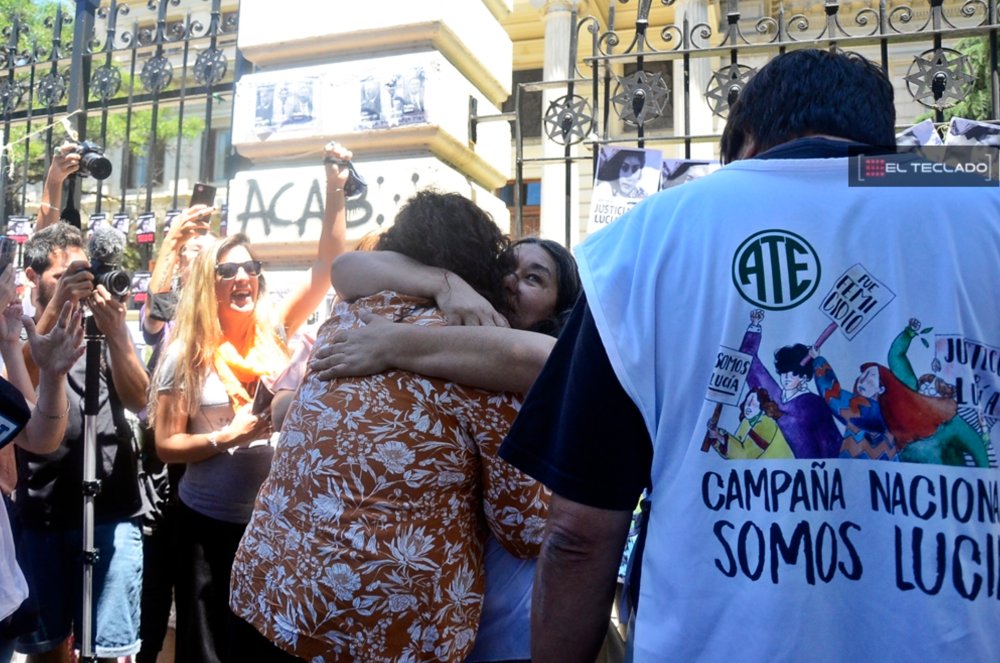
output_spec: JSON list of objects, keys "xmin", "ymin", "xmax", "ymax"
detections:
[
  {"xmin": 278, "ymin": 142, "xmax": 350, "ymax": 336},
  {"xmin": 330, "ymin": 251, "xmax": 508, "ymax": 327},
  {"xmin": 35, "ymin": 143, "xmax": 80, "ymax": 230},
  {"xmin": 154, "ymin": 392, "xmax": 266, "ymax": 463},
  {"xmin": 144, "ymin": 205, "xmax": 213, "ymax": 337},
  {"xmin": 309, "ymin": 313, "xmax": 553, "ymax": 393},
  {"xmin": 89, "ymin": 286, "xmax": 148, "ymax": 413},
  {"xmin": 531, "ymin": 494, "xmax": 633, "ymax": 663}
]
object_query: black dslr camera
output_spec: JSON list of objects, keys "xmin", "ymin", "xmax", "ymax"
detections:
[
  {"xmin": 67, "ymin": 140, "xmax": 113, "ymax": 180},
  {"xmin": 89, "ymin": 259, "xmax": 131, "ymax": 299}
]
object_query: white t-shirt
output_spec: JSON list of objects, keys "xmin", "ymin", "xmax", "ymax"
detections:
[
  {"xmin": 578, "ymin": 154, "xmax": 1000, "ymax": 662},
  {"xmin": 156, "ymin": 347, "xmax": 274, "ymax": 524},
  {"xmin": 0, "ymin": 501, "xmax": 27, "ymax": 621}
]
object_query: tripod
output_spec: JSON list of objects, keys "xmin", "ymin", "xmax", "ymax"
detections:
[{"xmin": 79, "ymin": 314, "xmax": 102, "ymax": 663}]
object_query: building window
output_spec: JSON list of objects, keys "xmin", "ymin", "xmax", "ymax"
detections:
[
  {"xmin": 503, "ymin": 68, "xmax": 543, "ymax": 140},
  {"xmin": 125, "ymin": 141, "xmax": 166, "ymax": 189},
  {"xmin": 497, "ymin": 179, "xmax": 541, "ymax": 237},
  {"xmin": 204, "ymin": 127, "xmax": 232, "ymax": 183}
]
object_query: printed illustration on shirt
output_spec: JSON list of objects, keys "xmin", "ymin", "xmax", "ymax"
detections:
[{"xmin": 704, "ymin": 245, "xmax": 997, "ymax": 468}]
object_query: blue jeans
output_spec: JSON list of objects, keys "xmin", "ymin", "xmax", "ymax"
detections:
[{"xmin": 15, "ymin": 519, "xmax": 143, "ymax": 658}]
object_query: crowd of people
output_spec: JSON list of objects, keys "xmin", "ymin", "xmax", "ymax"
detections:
[{"xmin": 1, "ymin": 47, "xmax": 999, "ymax": 663}]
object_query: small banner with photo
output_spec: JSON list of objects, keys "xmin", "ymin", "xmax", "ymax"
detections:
[
  {"xmin": 89, "ymin": 212, "xmax": 108, "ymax": 233},
  {"xmin": 136, "ymin": 212, "xmax": 157, "ymax": 245},
  {"xmin": 6, "ymin": 215, "xmax": 32, "ymax": 245},
  {"xmin": 219, "ymin": 203, "xmax": 228, "ymax": 236},
  {"xmin": 162, "ymin": 209, "xmax": 182, "ymax": 236},
  {"xmin": 112, "ymin": 213, "xmax": 132, "ymax": 239},
  {"xmin": 131, "ymin": 270, "xmax": 151, "ymax": 308}
]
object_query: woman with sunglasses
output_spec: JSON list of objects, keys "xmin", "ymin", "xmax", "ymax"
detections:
[
  {"xmin": 594, "ymin": 148, "xmax": 648, "ymax": 199},
  {"xmin": 148, "ymin": 142, "xmax": 353, "ymax": 663}
]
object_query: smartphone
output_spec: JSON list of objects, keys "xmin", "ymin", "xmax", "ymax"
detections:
[
  {"xmin": 0, "ymin": 237, "xmax": 17, "ymax": 274},
  {"xmin": 250, "ymin": 381, "xmax": 275, "ymax": 418},
  {"xmin": 189, "ymin": 182, "xmax": 217, "ymax": 207}
]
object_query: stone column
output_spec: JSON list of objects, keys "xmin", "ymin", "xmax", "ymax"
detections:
[
  {"xmin": 673, "ymin": 0, "xmax": 715, "ymax": 160},
  {"xmin": 533, "ymin": 0, "xmax": 581, "ymax": 246}
]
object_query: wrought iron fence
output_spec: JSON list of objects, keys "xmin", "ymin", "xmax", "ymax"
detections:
[
  {"xmin": 501, "ymin": 0, "xmax": 1000, "ymax": 239},
  {"xmin": 0, "ymin": 0, "xmax": 238, "ymax": 235}
]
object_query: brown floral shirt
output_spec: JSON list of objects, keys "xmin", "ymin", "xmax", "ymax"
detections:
[{"xmin": 230, "ymin": 293, "xmax": 549, "ymax": 662}]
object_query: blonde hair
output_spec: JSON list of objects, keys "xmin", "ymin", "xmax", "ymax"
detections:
[{"xmin": 148, "ymin": 234, "xmax": 287, "ymax": 426}]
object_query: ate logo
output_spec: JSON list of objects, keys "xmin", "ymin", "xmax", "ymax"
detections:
[{"xmin": 732, "ymin": 229, "xmax": 820, "ymax": 311}]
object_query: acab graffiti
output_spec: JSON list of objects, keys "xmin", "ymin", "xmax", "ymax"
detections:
[{"xmin": 234, "ymin": 171, "xmax": 426, "ymax": 238}]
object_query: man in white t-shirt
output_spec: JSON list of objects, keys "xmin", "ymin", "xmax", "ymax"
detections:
[{"xmin": 502, "ymin": 49, "xmax": 1000, "ymax": 663}]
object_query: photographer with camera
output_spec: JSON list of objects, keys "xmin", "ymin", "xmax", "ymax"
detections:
[
  {"xmin": 13, "ymin": 222, "xmax": 148, "ymax": 663},
  {"xmin": 35, "ymin": 141, "xmax": 112, "ymax": 231},
  {"xmin": 0, "ymin": 258, "xmax": 85, "ymax": 663}
]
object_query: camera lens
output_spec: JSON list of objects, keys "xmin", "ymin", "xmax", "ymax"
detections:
[
  {"xmin": 97, "ymin": 269, "xmax": 132, "ymax": 298},
  {"xmin": 80, "ymin": 151, "xmax": 112, "ymax": 180}
]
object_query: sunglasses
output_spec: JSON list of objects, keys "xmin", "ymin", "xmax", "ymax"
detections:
[
  {"xmin": 215, "ymin": 260, "xmax": 262, "ymax": 279},
  {"xmin": 620, "ymin": 162, "xmax": 642, "ymax": 175}
]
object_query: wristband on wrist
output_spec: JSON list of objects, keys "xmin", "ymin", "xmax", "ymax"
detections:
[
  {"xmin": 37, "ymin": 403, "xmax": 69, "ymax": 420},
  {"xmin": 207, "ymin": 430, "xmax": 221, "ymax": 449}
]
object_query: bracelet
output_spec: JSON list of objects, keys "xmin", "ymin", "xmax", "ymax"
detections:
[
  {"xmin": 207, "ymin": 430, "xmax": 221, "ymax": 450},
  {"xmin": 327, "ymin": 187, "xmax": 344, "ymax": 192},
  {"xmin": 36, "ymin": 403, "xmax": 69, "ymax": 420}
]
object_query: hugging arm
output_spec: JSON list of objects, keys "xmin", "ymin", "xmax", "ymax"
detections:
[
  {"xmin": 321, "ymin": 250, "xmax": 550, "ymax": 393},
  {"xmin": 309, "ymin": 313, "xmax": 554, "ymax": 394}
]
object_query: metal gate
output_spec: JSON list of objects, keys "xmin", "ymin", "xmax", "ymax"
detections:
[
  {"xmin": 0, "ymin": 0, "xmax": 238, "ymax": 248},
  {"xmin": 497, "ymin": 0, "xmax": 1000, "ymax": 242}
]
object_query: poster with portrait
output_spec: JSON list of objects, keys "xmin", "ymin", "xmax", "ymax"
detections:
[
  {"xmin": 387, "ymin": 67, "xmax": 427, "ymax": 127},
  {"xmin": 130, "ymin": 270, "xmax": 151, "ymax": 309},
  {"xmin": 136, "ymin": 212, "xmax": 156, "ymax": 245},
  {"xmin": 112, "ymin": 213, "xmax": 132, "ymax": 239},
  {"xmin": 88, "ymin": 212, "xmax": 108, "ymax": 233},
  {"xmin": 6, "ymin": 215, "xmax": 31, "ymax": 245},
  {"xmin": 357, "ymin": 75, "xmax": 389, "ymax": 130},
  {"xmin": 253, "ymin": 77, "xmax": 320, "ymax": 135},
  {"xmin": 162, "ymin": 209, "xmax": 182, "ymax": 235},
  {"xmin": 588, "ymin": 145, "xmax": 662, "ymax": 230},
  {"xmin": 255, "ymin": 83, "xmax": 277, "ymax": 131},
  {"xmin": 274, "ymin": 78, "xmax": 318, "ymax": 131},
  {"xmin": 658, "ymin": 159, "xmax": 720, "ymax": 191}
]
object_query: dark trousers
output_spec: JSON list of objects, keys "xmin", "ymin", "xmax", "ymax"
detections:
[
  {"xmin": 174, "ymin": 501, "xmax": 248, "ymax": 663},
  {"xmin": 135, "ymin": 500, "xmax": 177, "ymax": 663}
]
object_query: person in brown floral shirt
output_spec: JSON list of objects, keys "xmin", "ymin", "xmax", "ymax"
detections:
[{"xmin": 229, "ymin": 191, "xmax": 549, "ymax": 662}]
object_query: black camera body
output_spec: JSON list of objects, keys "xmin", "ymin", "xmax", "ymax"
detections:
[
  {"xmin": 88, "ymin": 259, "xmax": 131, "ymax": 299},
  {"xmin": 323, "ymin": 158, "xmax": 367, "ymax": 198},
  {"xmin": 69, "ymin": 140, "xmax": 113, "ymax": 180}
]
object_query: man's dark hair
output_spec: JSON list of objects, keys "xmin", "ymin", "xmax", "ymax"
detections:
[
  {"xmin": 376, "ymin": 189, "xmax": 514, "ymax": 315},
  {"xmin": 720, "ymin": 49, "xmax": 895, "ymax": 164},
  {"xmin": 773, "ymin": 343, "xmax": 813, "ymax": 379},
  {"xmin": 23, "ymin": 222, "xmax": 85, "ymax": 274}
]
